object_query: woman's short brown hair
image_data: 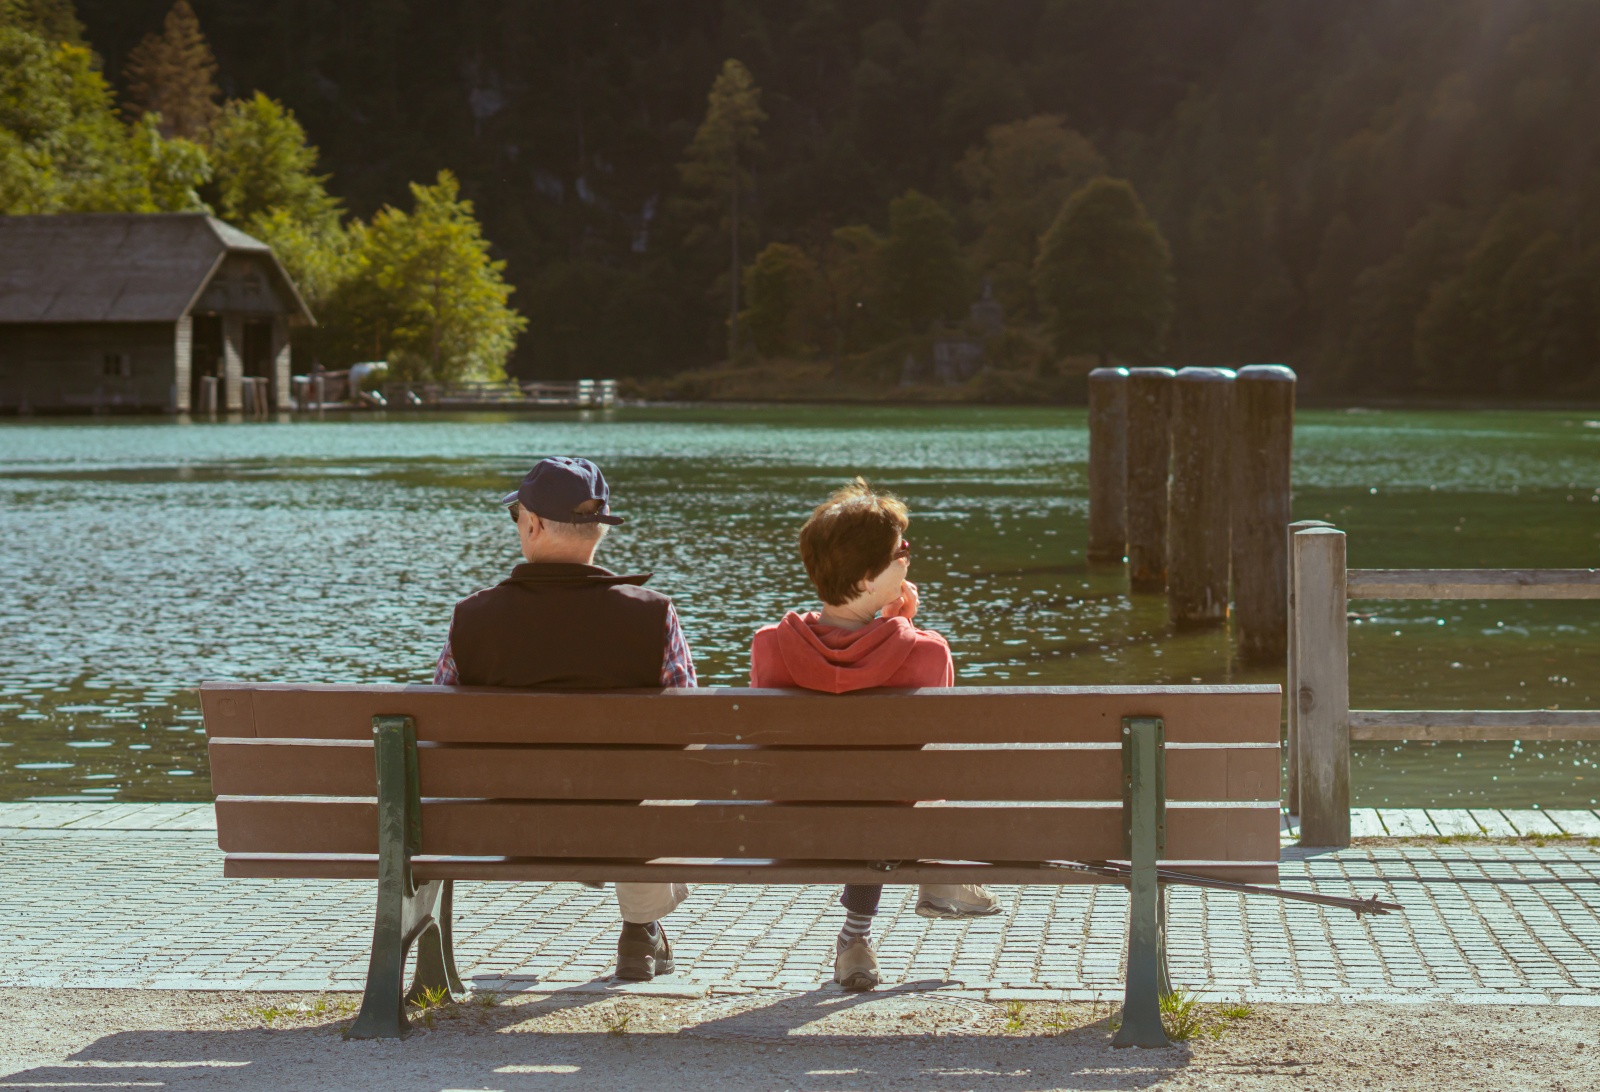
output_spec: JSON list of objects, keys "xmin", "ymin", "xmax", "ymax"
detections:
[{"xmin": 798, "ymin": 477, "xmax": 909, "ymax": 606}]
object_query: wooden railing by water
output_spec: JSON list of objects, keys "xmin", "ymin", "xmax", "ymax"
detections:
[{"xmin": 1288, "ymin": 525, "xmax": 1598, "ymax": 847}]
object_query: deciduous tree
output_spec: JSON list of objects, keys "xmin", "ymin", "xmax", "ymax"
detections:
[
  {"xmin": 740, "ymin": 241, "xmax": 820, "ymax": 358},
  {"xmin": 1033, "ymin": 177, "xmax": 1172, "ymax": 366},
  {"xmin": 332, "ymin": 171, "xmax": 526, "ymax": 384},
  {"xmin": 881, "ymin": 189, "xmax": 968, "ymax": 332},
  {"xmin": 957, "ymin": 115, "xmax": 1104, "ymax": 320}
]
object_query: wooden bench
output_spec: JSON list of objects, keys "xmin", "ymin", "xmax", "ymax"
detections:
[{"xmin": 202, "ymin": 681, "xmax": 1282, "ymax": 1045}]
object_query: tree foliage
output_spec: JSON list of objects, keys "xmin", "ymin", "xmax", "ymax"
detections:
[
  {"xmin": 880, "ymin": 189, "xmax": 968, "ymax": 333},
  {"xmin": 740, "ymin": 242, "xmax": 819, "ymax": 358},
  {"xmin": 0, "ymin": 5, "xmax": 207, "ymax": 214},
  {"xmin": 957, "ymin": 115, "xmax": 1104, "ymax": 320},
  {"xmin": 326, "ymin": 171, "xmax": 526, "ymax": 384},
  {"xmin": 122, "ymin": 0, "xmax": 217, "ymax": 139},
  {"xmin": 207, "ymin": 92, "xmax": 340, "ymax": 234},
  {"xmin": 1034, "ymin": 177, "xmax": 1173, "ymax": 365},
  {"xmin": 49, "ymin": 0, "xmax": 1600, "ymax": 392},
  {"xmin": 678, "ymin": 58, "xmax": 766, "ymax": 359}
]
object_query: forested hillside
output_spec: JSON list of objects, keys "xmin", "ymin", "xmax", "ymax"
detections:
[{"xmin": 49, "ymin": 2, "xmax": 1600, "ymax": 394}]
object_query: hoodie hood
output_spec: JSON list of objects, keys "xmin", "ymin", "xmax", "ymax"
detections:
[{"xmin": 771, "ymin": 610, "xmax": 922, "ymax": 693}]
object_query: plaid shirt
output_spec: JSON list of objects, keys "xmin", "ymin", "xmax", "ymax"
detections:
[{"xmin": 433, "ymin": 601, "xmax": 697, "ymax": 688}]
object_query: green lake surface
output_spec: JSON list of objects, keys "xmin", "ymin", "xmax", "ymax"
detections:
[{"xmin": 0, "ymin": 405, "xmax": 1595, "ymax": 807}]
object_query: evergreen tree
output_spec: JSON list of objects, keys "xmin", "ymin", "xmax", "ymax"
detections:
[
  {"xmin": 880, "ymin": 189, "xmax": 968, "ymax": 332},
  {"xmin": 331, "ymin": 171, "xmax": 526, "ymax": 383},
  {"xmin": 678, "ymin": 59, "xmax": 766, "ymax": 361},
  {"xmin": 1033, "ymin": 177, "xmax": 1172, "ymax": 365},
  {"xmin": 122, "ymin": 1, "xmax": 219, "ymax": 140}
]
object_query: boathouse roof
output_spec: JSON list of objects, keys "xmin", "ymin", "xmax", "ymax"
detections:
[{"xmin": 0, "ymin": 213, "xmax": 314, "ymax": 326}]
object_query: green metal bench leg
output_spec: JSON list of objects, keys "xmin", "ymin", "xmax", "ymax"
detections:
[
  {"xmin": 348, "ymin": 715, "xmax": 453, "ymax": 1040},
  {"xmin": 407, "ymin": 880, "xmax": 465, "ymax": 1002},
  {"xmin": 1114, "ymin": 716, "xmax": 1172, "ymax": 1048}
]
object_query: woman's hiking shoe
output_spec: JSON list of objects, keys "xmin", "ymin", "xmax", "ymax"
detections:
[
  {"xmin": 615, "ymin": 921, "xmax": 675, "ymax": 980},
  {"xmin": 915, "ymin": 883, "xmax": 1003, "ymax": 919},
  {"xmin": 834, "ymin": 936, "xmax": 879, "ymax": 992}
]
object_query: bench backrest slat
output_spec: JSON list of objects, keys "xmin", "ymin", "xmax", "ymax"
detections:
[
  {"xmin": 210, "ymin": 739, "xmax": 1280, "ymax": 802},
  {"xmin": 202, "ymin": 683, "xmax": 1281, "ymax": 745},
  {"xmin": 214, "ymin": 799, "xmax": 1279, "ymax": 861}
]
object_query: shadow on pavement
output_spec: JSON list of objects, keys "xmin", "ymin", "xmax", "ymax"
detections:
[{"xmin": 7, "ymin": 984, "xmax": 1191, "ymax": 1091}]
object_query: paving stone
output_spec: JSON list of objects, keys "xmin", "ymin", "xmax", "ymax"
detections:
[
  {"xmin": 1503, "ymin": 809, "xmax": 1565, "ymax": 836},
  {"xmin": 1547, "ymin": 810, "xmax": 1600, "ymax": 837},
  {"xmin": 2, "ymin": 823, "xmax": 1598, "ymax": 1004}
]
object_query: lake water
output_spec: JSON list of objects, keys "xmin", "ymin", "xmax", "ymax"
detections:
[{"xmin": 0, "ymin": 406, "xmax": 1595, "ymax": 807}]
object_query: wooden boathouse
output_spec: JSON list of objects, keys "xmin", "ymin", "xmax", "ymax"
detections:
[{"xmin": 0, "ymin": 213, "xmax": 314, "ymax": 414}]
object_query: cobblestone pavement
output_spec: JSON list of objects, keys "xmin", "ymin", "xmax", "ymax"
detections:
[{"xmin": 5, "ymin": 805, "xmax": 1600, "ymax": 1004}]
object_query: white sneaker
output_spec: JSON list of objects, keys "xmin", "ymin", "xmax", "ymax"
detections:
[{"xmin": 915, "ymin": 883, "xmax": 1003, "ymax": 919}]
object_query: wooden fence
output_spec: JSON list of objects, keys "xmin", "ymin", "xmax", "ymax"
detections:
[{"xmin": 1287, "ymin": 523, "xmax": 1600, "ymax": 846}]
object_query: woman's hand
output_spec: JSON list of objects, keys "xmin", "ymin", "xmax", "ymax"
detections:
[{"xmin": 881, "ymin": 579, "xmax": 919, "ymax": 621}]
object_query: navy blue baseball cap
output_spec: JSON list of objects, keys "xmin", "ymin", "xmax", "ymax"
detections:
[{"xmin": 500, "ymin": 457, "xmax": 624, "ymax": 525}]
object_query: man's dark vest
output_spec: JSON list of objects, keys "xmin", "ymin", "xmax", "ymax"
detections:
[{"xmin": 448, "ymin": 563, "xmax": 669, "ymax": 688}]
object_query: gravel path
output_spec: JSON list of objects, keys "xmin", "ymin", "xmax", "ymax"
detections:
[{"xmin": 2, "ymin": 988, "xmax": 1595, "ymax": 1091}]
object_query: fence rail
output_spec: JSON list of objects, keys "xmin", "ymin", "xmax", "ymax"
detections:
[
  {"xmin": 1348, "ymin": 710, "xmax": 1600, "ymax": 742},
  {"xmin": 1289, "ymin": 528, "xmax": 1598, "ymax": 846},
  {"xmin": 1347, "ymin": 568, "xmax": 1600, "ymax": 599}
]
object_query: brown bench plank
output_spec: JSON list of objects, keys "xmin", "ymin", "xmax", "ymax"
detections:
[
  {"xmin": 204, "ymin": 682, "xmax": 1282, "ymax": 745},
  {"xmin": 223, "ymin": 854, "xmax": 1280, "ymax": 886},
  {"xmin": 214, "ymin": 799, "xmax": 1278, "ymax": 861},
  {"xmin": 210, "ymin": 739, "xmax": 1280, "ymax": 802}
]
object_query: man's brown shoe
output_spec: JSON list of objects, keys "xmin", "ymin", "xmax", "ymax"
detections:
[
  {"xmin": 834, "ymin": 937, "xmax": 879, "ymax": 992},
  {"xmin": 616, "ymin": 922, "xmax": 675, "ymax": 980}
]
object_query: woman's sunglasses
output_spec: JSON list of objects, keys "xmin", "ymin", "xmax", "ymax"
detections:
[{"xmin": 891, "ymin": 538, "xmax": 911, "ymax": 561}]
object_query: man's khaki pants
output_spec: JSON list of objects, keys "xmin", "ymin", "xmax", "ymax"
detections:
[{"xmin": 615, "ymin": 882, "xmax": 690, "ymax": 924}]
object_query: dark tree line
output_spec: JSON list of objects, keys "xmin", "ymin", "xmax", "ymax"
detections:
[{"xmin": 66, "ymin": 0, "xmax": 1600, "ymax": 395}]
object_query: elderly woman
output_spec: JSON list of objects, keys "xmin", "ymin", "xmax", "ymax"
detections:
[{"xmin": 750, "ymin": 477, "xmax": 1001, "ymax": 992}]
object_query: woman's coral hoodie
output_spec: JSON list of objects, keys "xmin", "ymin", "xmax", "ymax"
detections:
[{"xmin": 749, "ymin": 610, "xmax": 953, "ymax": 692}]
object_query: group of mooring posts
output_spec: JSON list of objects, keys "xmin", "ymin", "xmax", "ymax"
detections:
[{"xmin": 1086, "ymin": 364, "xmax": 1296, "ymax": 663}]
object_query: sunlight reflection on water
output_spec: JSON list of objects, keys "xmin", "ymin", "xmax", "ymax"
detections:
[{"xmin": 0, "ymin": 405, "xmax": 1595, "ymax": 805}]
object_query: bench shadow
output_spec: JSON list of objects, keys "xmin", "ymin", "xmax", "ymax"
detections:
[{"xmin": 11, "ymin": 981, "xmax": 1193, "ymax": 1091}]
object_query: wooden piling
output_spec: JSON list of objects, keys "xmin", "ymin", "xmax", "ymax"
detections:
[
  {"xmin": 199, "ymin": 375, "xmax": 218, "ymax": 416},
  {"xmin": 1125, "ymin": 367, "xmax": 1176, "ymax": 592},
  {"xmin": 1231, "ymin": 365, "xmax": 1296, "ymax": 661},
  {"xmin": 1086, "ymin": 367, "xmax": 1130, "ymax": 563},
  {"xmin": 1167, "ymin": 367, "xmax": 1235, "ymax": 627},
  {"xmin": 1285, "ymin": 518, "xmax": 1334, "ymax": 816},
  {"xmin": 1293, "ymin": 527, "xmax": 1350, "ymax": 847}
]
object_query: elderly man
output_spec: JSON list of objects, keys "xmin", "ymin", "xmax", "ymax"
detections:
[{"xmin": 433, "ymin": 456, "xmax": 694, "ymax": 981}]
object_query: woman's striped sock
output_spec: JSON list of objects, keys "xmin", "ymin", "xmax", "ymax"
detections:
[{"xmin": 838, "ymin": 909, "xmax": 874, "ymax": 949}]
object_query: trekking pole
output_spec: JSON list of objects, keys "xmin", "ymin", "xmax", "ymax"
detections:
[
  {"xmin": 1045, "ymin": 859, "xmax": 1401, "ymax": 917},
  {"xmin": 948, "ymin": 858, "xmax": 1401, "ymax": 917}
]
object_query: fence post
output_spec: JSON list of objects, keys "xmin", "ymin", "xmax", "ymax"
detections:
[
  {"xmin": 1284, "ymin": 518, "xmax": 1333, "ymax": 817},
  {"xmin": 1231, "ymin": 365, "xmax": 1296, "ymax": 662},
  {"xmin": 1168, "ymin": 367, "xmax": 1235, "ymax": 627},
  {"xmin": 1125, "ymin": 367, "xmax": 1176, "ymax": 592},
  {"xmin": 1294, "ymin": 527, "xmax": 1349, "ymax": 847},
  {"xmin": 1087, "ymin": 366, "xmax": 1130, "ymax": 563}
]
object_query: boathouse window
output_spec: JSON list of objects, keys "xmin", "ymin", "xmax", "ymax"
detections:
[{"xmin": 102, "ymin": 352, "xmax": 132, "ymax": 378}]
